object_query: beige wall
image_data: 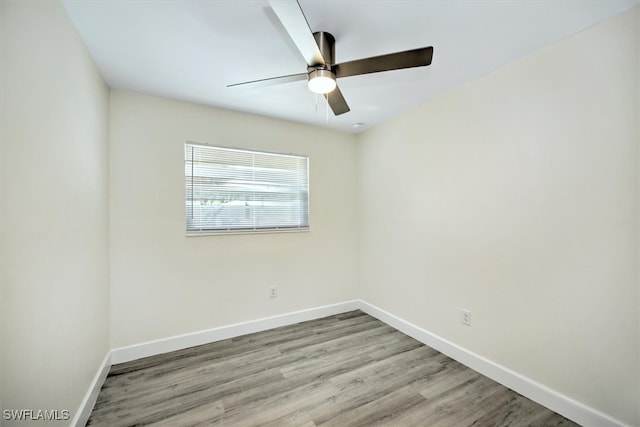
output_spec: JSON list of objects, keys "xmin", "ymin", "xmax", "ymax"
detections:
[
  {"xmin": 109, "ymin": 91, "xmax": 359, "ymax": 348},
  {"xmin": 357, "ymin": 7, "xmax": 639, "ymax": 425},
  {"xmin": 0, "ymin": 1, "xmax": 111, "ymax": 425}
]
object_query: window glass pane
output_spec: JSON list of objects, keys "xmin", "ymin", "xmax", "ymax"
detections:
[{"xmin": 185, "ymin": 143, "xmax": 309, "ymax": 234}]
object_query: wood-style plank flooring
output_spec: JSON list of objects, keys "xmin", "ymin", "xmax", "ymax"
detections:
[{"xmin": 87, "ymin": 311, "xmax": 579, "ymax": 426}]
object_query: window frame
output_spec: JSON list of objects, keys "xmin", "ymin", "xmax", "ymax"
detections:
[{"xmin": 184, "ymin": 141, "xmax": 310, "ymax": 236}]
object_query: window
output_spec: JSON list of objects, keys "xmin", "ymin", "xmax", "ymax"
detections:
[{"xmin": 185, "ymin": 142, "xmax": 309, "ymax": 235}]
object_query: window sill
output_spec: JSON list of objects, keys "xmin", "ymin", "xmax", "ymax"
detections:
[{"xmin": 186, "ymin": 227, "xmax": 310, "ymax": 237}]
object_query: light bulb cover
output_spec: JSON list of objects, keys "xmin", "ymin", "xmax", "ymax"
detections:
[{"xmin": 307, "ymin": 69, "xmax": 337, "ymax": 94}]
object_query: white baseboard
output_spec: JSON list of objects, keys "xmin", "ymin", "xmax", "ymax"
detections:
[
  {"xmin": 71, "ymin": 351, "xmax": 111, "ymax": 427},
  {"xmin": 357, "ymin": 299, "xmax": 628, "ymax": 427},
  {"xmin": 85, "ymin": 299, "xmax": 628, "ymax": 427},
  {"xmin": 111, "ymin": 300, "xmax": 361, "ymax": 364}
]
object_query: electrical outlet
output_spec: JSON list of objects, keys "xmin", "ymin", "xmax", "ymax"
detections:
[
  {"xmin": 461, "ymin": 309, "xmax": 471, "ymax": 326},
  {"xmin": 270, "ymin": 286, "xmax": 278, "ymax": 299}
]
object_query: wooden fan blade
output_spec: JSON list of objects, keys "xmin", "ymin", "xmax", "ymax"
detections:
[
  {"xmin": 325, "ymin": 86, "xmax": 350, "ymax": 116},
  {"xmin": 227, "ymin": 72, "xmax": 307, "ymax": 89},
  {"xmin": 334, "ymin": 47, "xmax": 433, "ymax": 79},
  {"xmin": 268, "ymin": 0, "xmax": 325, "ymax": 66}
]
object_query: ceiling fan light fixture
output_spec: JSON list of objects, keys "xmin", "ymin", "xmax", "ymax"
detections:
[{"xmin": 307, "ymin": 68, "xmax": 336, "ymax": 94}]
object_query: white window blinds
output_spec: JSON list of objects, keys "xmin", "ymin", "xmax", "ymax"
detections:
[{"xmin": 185, "ymin": 143, "xmax": 309, "ymax": 234}]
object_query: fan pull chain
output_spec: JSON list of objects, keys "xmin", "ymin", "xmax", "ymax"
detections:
[
  {"xmin": 325, "ymin": 94, "xmax": 329, "ymax": 125},
  {"xmin": 313, "ymin": 94, "xmax": 329, "ymax": 126}
]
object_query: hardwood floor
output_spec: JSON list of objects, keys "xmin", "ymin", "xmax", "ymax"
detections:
[{"xmin": 87, "ymin": 311, "xmax": 579, "ymax": 426}]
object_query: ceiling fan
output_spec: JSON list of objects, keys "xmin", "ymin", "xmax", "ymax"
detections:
[{"xmin": 228, "ymin": 0, "xmax": 434, "ymax": 116}]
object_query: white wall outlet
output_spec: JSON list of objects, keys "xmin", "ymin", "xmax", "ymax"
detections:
[
  {"xmin": 461, "ymin": 309, "xmax": 471, "ymax": 326},
  {"xmin": 269, "ymin": 286, "xmax": 278, "ymax": 298}
]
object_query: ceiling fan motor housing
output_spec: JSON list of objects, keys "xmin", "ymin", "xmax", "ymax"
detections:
[
  {"xmin": 307, "ymin": 32, "xmax": 337, "ymax": 94},
  {"xmin": 312, "ymin": 31, "xmax": 335, "ymax": 66}
]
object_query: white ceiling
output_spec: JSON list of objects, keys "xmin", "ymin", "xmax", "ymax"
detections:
[{"xmin": 63, "ymin": 0, "xmax": 638, "ymax": 134}]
